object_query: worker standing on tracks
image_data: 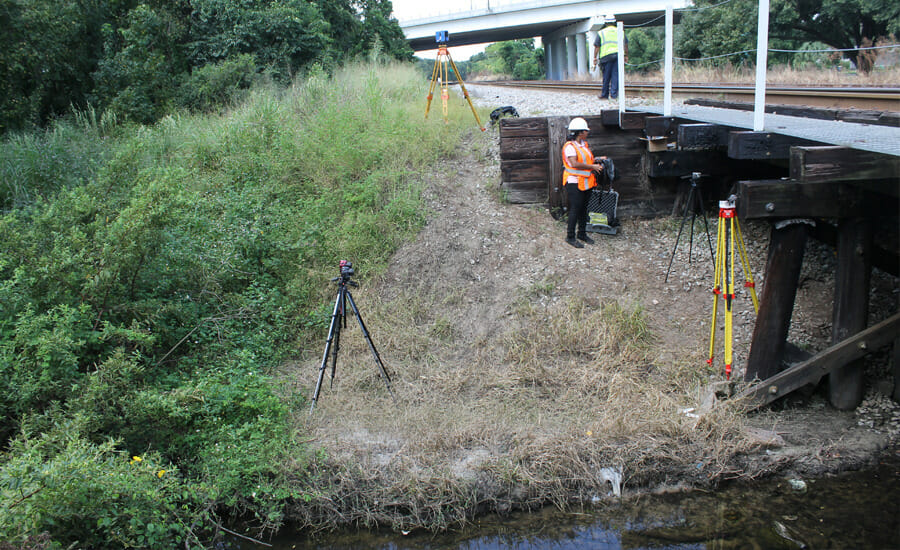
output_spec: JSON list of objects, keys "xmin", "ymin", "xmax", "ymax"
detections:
[
  {"xmin": 562, "ymin": 117, "xmax": 605, "ymax": 248},
  {"xmin": 593, "ymin": 15, "xmax": 627, "ymax": 100}
]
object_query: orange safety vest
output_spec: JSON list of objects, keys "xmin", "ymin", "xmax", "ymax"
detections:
[{"xmin": 562, "ymin": 140, "xmax": 597, "ymax": 191}]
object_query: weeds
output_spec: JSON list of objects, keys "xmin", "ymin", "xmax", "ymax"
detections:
[{"xmin": 0, "ymin": 60, "xmax": 476, "ymax": 547}]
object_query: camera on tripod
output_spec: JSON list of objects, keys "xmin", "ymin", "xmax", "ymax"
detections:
[
  {"xmin": 339, "ymin": 260, "xmax": 354, "ymax": 279},
  {"xmin": 310, "ymin": 259, "xmax": 396, "ymax": 413}
]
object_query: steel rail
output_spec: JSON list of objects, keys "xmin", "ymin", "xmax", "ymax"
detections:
[{"xmin": 477, "ymin": 80, "xmax": 900, "ymax": 111}]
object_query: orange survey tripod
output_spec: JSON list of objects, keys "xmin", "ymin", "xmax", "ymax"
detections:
[
  {"xmin": 425, "ymin": 31, "xmax": 485, "ymax": 131},
  {"xmin": 708, "ymin": 196, "xmax": 759, "ymax": 380}
]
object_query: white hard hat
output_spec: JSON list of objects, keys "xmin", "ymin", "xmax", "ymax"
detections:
[
  {"xmin": 568, "ymin": 117, "xmax": 589, "ymax": 132},
  {"xmin": 603, "ymin": 14, "xmax": 616, "ymax": 24}
]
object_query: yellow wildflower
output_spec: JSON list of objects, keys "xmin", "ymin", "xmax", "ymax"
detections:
[
  {"xmin": 156, "ymin": 469, "xmax": 167, "ymax": 479},
  {"xmin": 129, "ymin": 456, "xmax": 142, "ymax": 465}
]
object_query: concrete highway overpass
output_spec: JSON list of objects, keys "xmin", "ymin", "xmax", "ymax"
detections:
[{"xmin": 399, "ymin": 0, "xmax": 690, "ymax": 79}]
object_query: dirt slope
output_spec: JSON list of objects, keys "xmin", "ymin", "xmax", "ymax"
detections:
[{"xmin": 290, "ymin": 129, "xmax": 899, "ymax": 530}]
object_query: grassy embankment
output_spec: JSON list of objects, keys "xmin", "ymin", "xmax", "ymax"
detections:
[{"xmin": 0, "ymin": 60, "xmax": 483, "ymax": 548}]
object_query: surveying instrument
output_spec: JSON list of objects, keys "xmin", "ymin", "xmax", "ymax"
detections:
[
  {"xmin": 707, "ymin": 196, "xmax": 759, "ymax": 380},
  {"xmin": 664, "ymin": 172, "xmax": 715, "ymax": 282},
  {"xmin": 425, "ymin": 31, "xmax": 485, "ymax": 131},
  {"xmin": 309, "ymin": 260, "xmax": 395, "ymax": 413}
]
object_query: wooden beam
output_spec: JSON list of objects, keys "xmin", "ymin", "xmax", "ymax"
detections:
[
  {"xmin": 503, "ymin": 182, "xmax": 547, "ymax": 204},
  {"xmin": 745, "ymin": 221, "xmax": 809, "ymax": 382},
  {"xmin": 600, "ymin": 109, "xmax": 620, "ymax": 126},
  {"xmin": 500, "ymin": 136, "xmax": 549, "ymax": 160},
  {"xmin": 736, "ymin": 180, "xmax": 864, "ymax": 219},
  {"xmin": 620, "ymin": 111, "xmax": 649, "ymax": 130},
  {"xmin": 500, "ymin": 159, "xmax": 547, "ymax": 183},
  {"xmin": 677, "ymin": 123, "xmax": 730, "ymax": 150},
  {"xmin": 644, "ymin": 116, "xmax": 692, "ymax": 141},
  {"xmin": 790, "ymin": 146, "xmax": 900, "ymax": 186},
  {"xmin": 895, "ymin": 293, "xmax": 900, "ymax": 402},
  {"xmin": 645, "ymin": 150, "xmax": 732, "ymax": 178},
  {"xmin": 737, "ymin": 312, "xmax": 900, "ymax": 409},
  {"xmin": 828, "ymin": 217, "xmax": 873, "ymax": 410},
  {"xmin": 728, "ymin": 131, "xmax": 818, "ymax": 160},
  {"xmin": 547, "ymin": 116, "xmax": 568, "ymax": 214},
  {"xmin": 499, "ymin": 117, "xmax": 547, "ymax": 138}
]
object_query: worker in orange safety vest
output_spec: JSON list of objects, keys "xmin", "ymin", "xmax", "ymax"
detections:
[{"xmin": 562, "ymin": 117, "xmax": 606, "ymax": 248}]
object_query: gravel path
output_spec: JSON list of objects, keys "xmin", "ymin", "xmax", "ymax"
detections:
[{"xmin": 465, "ymin": 83, "xmax": 671, "ymax": 117}]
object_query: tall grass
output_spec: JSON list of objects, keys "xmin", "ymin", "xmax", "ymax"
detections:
[{"xmin": 0, "ymin": 60, "xmax": 485, "ymax": 547}]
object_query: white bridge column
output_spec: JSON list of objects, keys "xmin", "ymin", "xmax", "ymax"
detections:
[
  {"xmin": 543, "ymin": 37, "xmax": 554, "ymax": 80},
  {"xmin": 587, "ymin": 30, "xmax": 598, "ymax": 79},
  {"xmin": 575, "ymin": 33, "xmax": 588, "ymax": 78},
  {"xmin": 566, "ymin": 35, "xmax": 577, "ymax": 80},
  {"xmin": 553, "ymin": 37, "xmax": 566, "ymax": 80}
]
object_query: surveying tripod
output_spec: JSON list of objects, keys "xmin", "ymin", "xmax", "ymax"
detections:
[
  {"xmin": 664, "ymin": 172, "xmax": 715, "ymax": 283},
  {"xmin": 425, "ymin": 31, "xmax": 485, "ymax": 131},
  {"xmin": 708, "ymin": 197, "xmax": 759, "ymax": 380},
  {"xmin": 309, "ymin": 261, "xmax": 395, "ymax": 413}
]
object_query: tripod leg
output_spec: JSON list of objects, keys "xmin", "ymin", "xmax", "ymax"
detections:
[
  {"xmin": 330, "ymin": 287, "xmax": 345, "ymax": 388},
  {"xmin": 665, "ymin": 184, "xmax": 697, "ymax": 283},
  {"xmin": 447, "ymin": 51, "xmax": 486, "ymax": 131},
  {"xmin": 695, "ymin": 184, "xmax": 715, "ymax": 269},
  {"xmin": 425, "ymin": 57, "xmax": 440, "ymax": 118},
  {"xmin": 310, "ymin": 288, "xmax": 344, "ymax": 413},
  {"xmin": 344, "ymin": 291, "xmax": 396, "ymax": 402},
  {"xmin": 733, "ymin": 218, "xmax": 760, "ymax": 313},
  {"xmin": 724, "ymin": 217, "xmax": 736, "ymax": 380}
]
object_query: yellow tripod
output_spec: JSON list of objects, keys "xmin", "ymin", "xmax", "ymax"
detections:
[
  {"xmin": 425, "ymin": 42, "xmax": 485, "ymax": 131},
  {"xmin": 708, "ymin": 197, "xmax": 759, "ymax": 380}
]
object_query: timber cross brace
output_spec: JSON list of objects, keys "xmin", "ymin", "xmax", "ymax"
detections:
[{"xmin": 736, "ymin": 145, "xmax": 899, "ymax": 411}]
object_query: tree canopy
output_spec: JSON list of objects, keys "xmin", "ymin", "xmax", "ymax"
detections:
[
  {"xmin": 0, "ymin": 0, "xmax": 413, "ymax": 132},
  {"xmin": 677, "ymin": 0, "xmax": 899, "ymax": 72},
  {"xmin": 466, "ymin": 39, "xmax": 544, "ymax": 80}
]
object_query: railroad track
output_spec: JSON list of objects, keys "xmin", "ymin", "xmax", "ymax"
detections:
[{"xmin": 478, "ymin": 80, "xmax": 900, "ymax": 112}]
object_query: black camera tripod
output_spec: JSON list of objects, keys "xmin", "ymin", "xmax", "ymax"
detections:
[
  {"xmin": 664, "ymin": 172, "xmax": 715, "ymax": 283},
  {"xmin": 309, "ymin": 261, "xmax": 395, "ymax": 413}
]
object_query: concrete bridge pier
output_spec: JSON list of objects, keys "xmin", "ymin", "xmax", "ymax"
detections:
[
  {"xmin": 566, "ymin": 35, "xmax": 578, "ymax": 79},
  {"xmin": 575, "ymin": 33, "xmax": 588, "ymax": 78},
  {"xmin": 546, "ymin": 36, "xmax": 567, "ymax": 80},
  {"xmin": 546, "ymin": 32, "xmax": 590, "ymax": 80}
]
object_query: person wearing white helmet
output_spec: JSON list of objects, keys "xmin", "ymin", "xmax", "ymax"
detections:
[
  {"xmin": 562, "ymin": 117, "xmax": 606, "ymax": 248},
  {"xmin": 593, "ymin": 15, "xmax": 628, "ymax": 100}
]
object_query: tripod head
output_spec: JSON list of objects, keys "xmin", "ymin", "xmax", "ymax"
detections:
[
  {"xmin": 681, "ymin": 171, "xmax": 704, "ymax": 187},
  {"xmin": 332, "ymin": 260, "xmax": 358, "ymax": 287}
]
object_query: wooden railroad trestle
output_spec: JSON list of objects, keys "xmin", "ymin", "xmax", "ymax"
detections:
[{"xmin": 498, "ymin": 107, "xmax": 900, "ymax": 409}]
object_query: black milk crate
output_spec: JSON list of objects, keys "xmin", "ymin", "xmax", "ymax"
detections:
[{"xmin": 586, "ymin": 188, "xmax": 619, "ymax": 235}]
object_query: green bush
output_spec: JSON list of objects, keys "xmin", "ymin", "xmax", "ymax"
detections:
[
  {"xmin": 178, "ymin": 55, "xmax": 259, "ymax": 113},
  {"xmin": 0, "ymin": 425, "xmax": 210, "ymax": 548},
  {"xmin": 0, "ymin": 60, "xmax": 474, "ymax": 546}
]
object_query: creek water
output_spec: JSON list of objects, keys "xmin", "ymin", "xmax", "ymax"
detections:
[{"xmin": 236, "ymin": 451, "xmax": 899, "ymax": 549}]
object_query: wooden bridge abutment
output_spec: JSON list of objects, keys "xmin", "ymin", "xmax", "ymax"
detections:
[{"xmin": 498, "ymin": 107, "xmax": 900, "ymax": 409}]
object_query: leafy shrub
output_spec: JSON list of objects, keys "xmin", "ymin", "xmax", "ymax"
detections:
[
  {"xmin": 0, "ymin": 60, "xmax": 473, "ymax": 545},
  {"xmin": 0, "ymin": 425, "xmax": 210, "ymax": 548},
  {"xmin": 178, "ymin": 55, "xmax": 259, "ymax": 113}
]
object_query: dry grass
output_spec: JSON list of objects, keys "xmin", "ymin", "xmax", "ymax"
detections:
[
  {"xmin": 634, "ymin": 64, "xmax": 900, "ymax": 86},
  {"xmin": 286, "ymin": 272, "xmax": 757, "ymax": 531}
]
